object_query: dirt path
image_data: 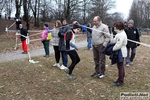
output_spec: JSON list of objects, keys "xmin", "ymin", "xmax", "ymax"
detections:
[{"xmin": 0, "ymin": 40, "xmax": 87, "ymax": 62}]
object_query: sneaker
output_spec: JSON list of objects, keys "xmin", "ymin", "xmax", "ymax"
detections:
[
  {"xmin": 113, "ymin": 82, "xmax": 123, "ymax": 86},
  {"xmin": 53, "ymin": 63, "xmax": 60, "ymax": 68},
  {"xmin": 53, "ymin": 63, "xmax": 57, "ymax": 67},
  {"xmin": 126, "ymin": 64, "xmax": 130, "ymax": 67},
  {"xmin": 64, "ymin": 68, "xmax": 69, "ymax": 74},
  {"xmin": 22, "ymin": 52, "xmax": 27, "ymax": 54},
  {"xmin": 98, "ymin": 74, "xmax": 105, "ymax": 79},
  {"xmin": 43, "ymin": 55, "xmax": 49, "ymax": 58},
  {"xmin": 67, "ymin": 74, "xmax": 76, "ymax": 79},
  {"xmin": 91, "ymin": 72, "xmax": 98, "ymax": 77},
  {"xmin": 130, "ymin": 62, "xmax": 133, "ymax": 65},
  {"xmin": 60, "ymin": 65, "xmax": 68, "ymax": 70}
]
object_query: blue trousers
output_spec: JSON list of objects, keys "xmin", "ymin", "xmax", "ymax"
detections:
[
  {"xmin": 61, "ymin": 51, "xmax": 68, "ymax": 67},
  {"xmin": 87, "ymin": 37, "xmax": 92, "ymax": 49}
]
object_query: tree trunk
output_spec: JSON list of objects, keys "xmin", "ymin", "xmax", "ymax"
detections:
[{"xmin": 15, "ymin": 0, "xmax": 22, "ymax": 19}]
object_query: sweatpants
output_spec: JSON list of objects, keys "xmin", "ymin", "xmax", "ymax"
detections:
[{"xmin": 22, "ymin": 40, "xmax": 28, "ymax": 52}]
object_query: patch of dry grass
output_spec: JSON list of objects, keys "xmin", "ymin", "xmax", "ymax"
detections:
[{"xmin": 0, "ymin": 35, "xmax": 150, "ymax": 100}]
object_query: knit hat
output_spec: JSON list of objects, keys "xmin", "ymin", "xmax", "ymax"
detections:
[
  {"xmin": 73, "ymin": 23, "xmax": 80, "ymax": 29},
  {"xmin": 128, "ymin": 19, "xmax": 134, "ymax": 24},
  {"xmin": 44, "ymin": 24, "xmax": 48, "ymax": 27}
]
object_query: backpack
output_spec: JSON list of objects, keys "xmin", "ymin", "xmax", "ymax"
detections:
[{"xmin": 46, "ymin": 29, "xmax": 52, "ymax": 40}]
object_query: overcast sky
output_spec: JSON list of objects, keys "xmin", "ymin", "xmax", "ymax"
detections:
[{"xmin": 111, "ymin": 0, "xmax": 133, "ymax": 20}]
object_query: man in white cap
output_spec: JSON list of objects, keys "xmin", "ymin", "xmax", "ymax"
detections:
[{"xmin": 124, "ymin": 19, "xmax": 140, "ymax": 66}]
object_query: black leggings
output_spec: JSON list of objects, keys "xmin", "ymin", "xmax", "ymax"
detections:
[
  {"xmin": 67, "ymin": 50, "xmax": 80, "ymax": 75},
  {"xmin": 53, "ymin": 46, "xmax": 60, "ymax": 63}
]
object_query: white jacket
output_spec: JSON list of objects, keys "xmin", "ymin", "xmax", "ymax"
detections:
[
  {"xmin": 111, "ymin": 30, "xmax": 127, "ymax": 57},
  {"xmin": 69, "ymin": 33, "xmax": 76, "ymax": 50}
]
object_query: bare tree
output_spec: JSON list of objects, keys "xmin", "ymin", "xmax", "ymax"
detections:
[
  {"xmin": 63, "ymin": 0, "xmax": 82, "ymax": 22},
  {"xmin": 90, "ymin": 0, "xmax": 115, "ymax": 22},
  {"xmin": 29, "ymin": 0, "xmax": 41, "ymax": 27},
  {"xmin": 128, "ymin": 0, "xmax": 150, "ymax": 28},
  {"xmin": 15, "ymin": 0, "xmax": 22, "ymax": 19},
  {"xmin": 40, "ymin": 0, "xmax": 54, "ymax": 22},
  {"xmin": 23, "ymin": 0, "xmax": 30, "ymax": 22},
  {"xmin": 80, "ymin": 0, "xmax": 91, "ymax": 24},
  {"xmin": 0, "ymin": 0, "xmax": 5, "ymax": 18},
  {"xmin": 1, "ymin": 0, "xmax": 14, "ymax": 19}
]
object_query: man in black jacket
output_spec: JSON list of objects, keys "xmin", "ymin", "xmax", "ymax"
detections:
[
  {"xmin": 125, "ymin": 19, "xmax": 140, "ymax": 66},
  {"xmin": 19, "ymin": 24, "xmax": 28, "ymax": 54}
]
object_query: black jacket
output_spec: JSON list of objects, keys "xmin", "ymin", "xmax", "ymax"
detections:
[
  {"xmin": 20, "ymin": 28, "xmax": 28, "ymax": 41},
  {"xmin": 112, "ymin": 27, "xmax": 117, "ymax": 38},
  {"xmin": 58, "ymin": 24, "xmax": 70, "ymax": 51},
  {"xmin": 125, "ymin": 27, "xmax": 140, "ymax": 48},
  {"xmin": 87, "ymin": 28, "xmax": 92, "ymax": 38}
]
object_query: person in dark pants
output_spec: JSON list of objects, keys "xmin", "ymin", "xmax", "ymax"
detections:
[
  {"xmin": 51, "ymin": 20, "xmax": 62, "ymax": 68},
  {"xmin": 40, "ymin": 24, "xmax": 51, "ymax": 58},
  {"xmin": 124, "ymin": 19, "xmax": 140, "ymax": 66},
  {"xmin": 58, "ymin": 18, "xmax": 70, "ymax": 70},
  {"xmin": 19, "ymin": 24, "xmax": 28, "ymax": 54},
  {"xmin": 91, "ymin": 16, "xmax": 110, "ymax": 79},
  {"xmin": 64, "ymin": 22, "xmax": 80, "ymax": 79},
  {"xmin": 111, "ymin": 21, "xmax": 127, "ymax": 86}
]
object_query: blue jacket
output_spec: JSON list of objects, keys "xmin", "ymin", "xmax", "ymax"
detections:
[{"xmin": 102, "ymin": 43, "xmax": 123, "ymax": 65}]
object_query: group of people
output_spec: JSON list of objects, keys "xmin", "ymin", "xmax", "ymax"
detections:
[
  {"xmin": 90, "ymin": 16, "xmax": 140, "ymax": 86},
  {"xmin": 18, "ymin": 16, "xmax": 140, "ymax": 86},
  {"xmin": 40, "ymin": 19, "xmax": 81, "ymax": 79}
]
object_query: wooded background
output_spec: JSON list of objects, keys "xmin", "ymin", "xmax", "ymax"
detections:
[{"xmin": 0, "ymin": 0, "xmax": 150, "ymax": 28}]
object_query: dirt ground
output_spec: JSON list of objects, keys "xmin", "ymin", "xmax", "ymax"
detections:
[{"xmin": 0, "ymin": 35, "xmax": 150, "ymax": 100}]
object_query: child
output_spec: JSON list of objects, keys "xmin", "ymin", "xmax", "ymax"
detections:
[
  {"xmin": 40, "ymin": 24, "xmax": 51, "ymax": 58},
  {"xmin": 64, "ymin": 22, "xmax": 80, "ymax": 79},
  {"xmin": 19, "ymin": 24, "xmax": 28, "ymax": 54}
]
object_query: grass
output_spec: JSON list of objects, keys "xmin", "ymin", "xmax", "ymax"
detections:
[{"xmin": 0, "ymin": 34, "xmax": 150, "ymax": 100}]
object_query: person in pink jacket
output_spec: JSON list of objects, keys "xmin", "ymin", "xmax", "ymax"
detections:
[{"xmin": 40, "ymin": 24, "xmax": 51, "ymax": 58}]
